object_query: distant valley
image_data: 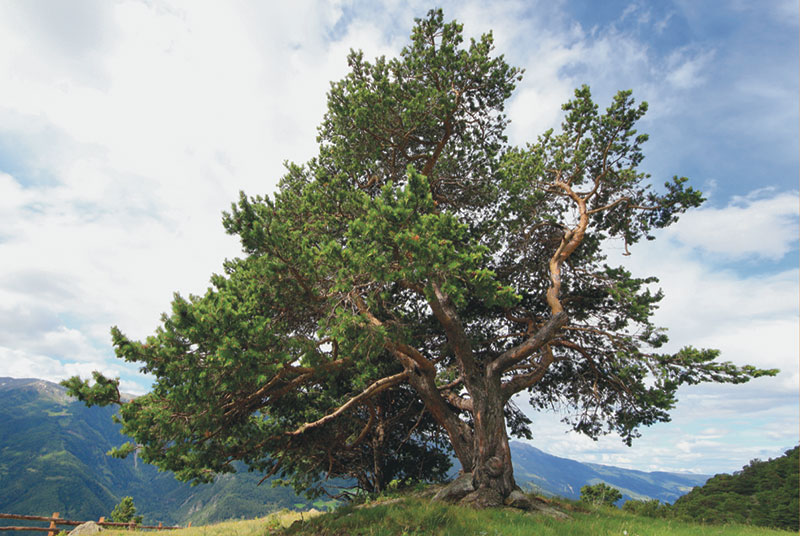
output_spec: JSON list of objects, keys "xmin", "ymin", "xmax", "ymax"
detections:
[
  {"xmin": 509, "ymin": 441, "xmax": 707, "ymax": 503},
  {"xmin": 0, "ymin": 377, "xmax": 315, "ymax": 526},
  {"xmin": 0, "ymin": 377, "xmax": 708, "ymax": 525}
]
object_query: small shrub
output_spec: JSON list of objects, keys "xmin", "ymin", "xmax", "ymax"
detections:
[
  {"xmin": 622, "ymin": 498, "xmax": 668, "ymax": 518},
  {"xmin": 110, "ymin": 496, "xmax": 143, "ymax": 524},
  {"xmin": 580, "ymin": 482, "xmax": 623, "ymax": 507}
]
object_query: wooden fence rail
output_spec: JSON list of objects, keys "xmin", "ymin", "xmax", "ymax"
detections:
[{"xmin": 0, "ymin": 513, "xmax": 186, "ymax": 534}]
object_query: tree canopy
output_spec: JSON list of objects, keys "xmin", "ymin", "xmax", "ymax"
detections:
[{"xmin": 64, "ymin": 9, "xmax": 776, "ymax": 506}]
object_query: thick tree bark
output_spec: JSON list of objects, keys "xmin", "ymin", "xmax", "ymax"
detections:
[
  {"xmin": 469, "ymin": 372, "xmax": 515, "ymax": 498},
  {"xmin": 371, "ymin": 414, "xmax": 386, "ymax": 492},
  {"xmin": 423, "ymin": 283, "xmax": 569, "ymax": 500}
]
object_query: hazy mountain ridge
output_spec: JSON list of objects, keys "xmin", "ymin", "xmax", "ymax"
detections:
[
  {"xmin": 509, "ymin": 441, "xmax": 708, "ymax": 504},
  {"xmin": 0, "ymin": 378, "xmax": 314, "ymax": 526},
  {"xmin": 0, "ymin": 377, "xmax": 708, "ymax": 524}
]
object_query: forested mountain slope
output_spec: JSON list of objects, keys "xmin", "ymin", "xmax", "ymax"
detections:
[
  {"xmin": 0, "ymin": 378, "xmax": 315, "ymax": 526},
  {"xmin": 670, "ymin": 446, "xmax": 798, "ymax": 531}
]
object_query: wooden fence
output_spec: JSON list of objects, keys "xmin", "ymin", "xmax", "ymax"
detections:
[{"xmin": 0, "ymin": 513, "xmax": 187, "ymax": 534}]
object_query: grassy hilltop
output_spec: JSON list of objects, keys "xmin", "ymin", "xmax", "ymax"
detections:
[{"xmin": 101, "ymin": 493, "xmax": 795, "ymax": 536}]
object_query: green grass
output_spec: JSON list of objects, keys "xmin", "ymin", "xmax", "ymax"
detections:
[
  {"xmin": 276, "ymin": 497, "xmax": 793, "ymax": 536},
  {"xmin": 103, "ymin": 510, "xmax": 320, "ymax": 536},
  {"xmin": 103, "ymin": 495, "xmax": 793, "ymax": 536}
]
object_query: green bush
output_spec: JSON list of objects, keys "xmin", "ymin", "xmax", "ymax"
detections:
[
  {"xmin": 580, "ymin": 482, "xmax": 622, "ymax": 507},
  {"xmin": 110, "ymin": 496, "xmax": 143, "ymax": 524},
  {"xmin": 622, "ymin": 498, "xmax": 668, "ymax": 518}
]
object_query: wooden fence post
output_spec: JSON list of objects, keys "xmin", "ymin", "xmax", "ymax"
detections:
[{"xmin": 47, "ymin": 513, "xmax": 60, "ymax": 536}]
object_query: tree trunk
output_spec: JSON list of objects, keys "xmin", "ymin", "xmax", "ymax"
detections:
[
  {"xmin": 469, "ymin": 373, "xmax": 515, "ymax": 498},
  {"xmin": 371, "ymin": 420, "xmax": 385, "ymax": 492}
]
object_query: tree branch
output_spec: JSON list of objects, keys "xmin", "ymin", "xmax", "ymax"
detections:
[
  {"xmin": 346, "ymin": 401, "xmax": 376, "ymax": 448},
  {"xmin": 501, "ymin": 344, "xmax": 556, "ymax": 399},
  {"xmin": 441, "ymin": 390, "xmax": 473, "ymax": 412},
  {"xmin": 351, "ymin": 292, "xmax": 436, "ymax": 374},
  {"xmin": 587, "ymin": 196, "xmax": 631, "ymax": 215},
  {"xmin": 545, "ymin": 181, "xmax": 589, "ymax": 314},
  {"xmin": 387, "ymin": 344, "xmax": 475, "ymax": 470},
  {"xmin": 427, "ymin": 280, "xmax": 476, "ymax": 373},
  {"xmin": 221, "ymin": 357, "xmax": 346, "ymax": 419},
  {"xmin": 489, "ymin": 312, "xmax": 568, "ymax": 378},
  {"xmin": 288, "ymin": 371, "xmax": 409, "ymax": 436}
]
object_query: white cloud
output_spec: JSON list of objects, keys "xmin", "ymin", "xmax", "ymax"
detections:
[
  {"xmin": 665, "ymin": 48, "xmax": 715, "ymax": 89},
  {"xmin": 0, "ymin": 172, "xmax": 32, "ymax": 210},
  {"xmin": 727, "ymin": 0, "xmax": 799, "ymax": 24},
  {"xmin": 611, "ymin": 192, "xmax": 799, "ymax": 399},
  {"xmin": 0, "ymin": 347, "xmax": 116, "ymax": 385},
  {"xmin": 519, "ymin": 382, "xmax": 797, "ymax": 474},
  {"xmin": 0, "ymin": 0, "xmax": 416, "ymax": 397},
  {"xmin": 665, "ymin": 190, "xmax": 799, "ymax": 260}
]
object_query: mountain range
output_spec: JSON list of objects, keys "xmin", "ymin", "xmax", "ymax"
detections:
[
  {"xmin": 510, "ymin": 441, "xmax": 707, "ymax": 503},
  {"xmin": 0, "ymin": 377, "xmax": 708, "ymax": 525}
]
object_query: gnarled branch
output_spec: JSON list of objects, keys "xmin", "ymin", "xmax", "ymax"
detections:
[{"xmin": 288, "ymin": 371, "xmax": 409, "ymax": 436}]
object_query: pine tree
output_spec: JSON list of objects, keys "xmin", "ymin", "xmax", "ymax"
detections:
[
  {"xmin": 110, "ymin": 496, "xmax": 143, "ymax": 524},
  {"xmin": 64, "ymin": 9, "xmax": 776, "ymax": 506}
]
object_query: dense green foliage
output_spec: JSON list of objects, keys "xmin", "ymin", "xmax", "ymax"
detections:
[
  {"xmin": 670, "ymin": 447, "xmax": 799, "ymax": 531},
  {"xmin": 110, "ymin": 496, "xmax": 143, "ymax": 524},
  {"xmin": 619, "ymin": 447, "xmax": 799, "ymax": 531},
  {"xmin": 64, "ymin": 9, "xmax": 775, "ymax": 500},
  {"xmin": 580, "ymin": 482, "xmax": 623, "ymax": 506}
]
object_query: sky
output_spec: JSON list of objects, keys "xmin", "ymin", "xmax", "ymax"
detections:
[{"xmin": 0, "ymin": 0, "xmax": 797, "ymax": 476}]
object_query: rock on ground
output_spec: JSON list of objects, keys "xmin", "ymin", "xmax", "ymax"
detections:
[
  {"xmin": 431, "ymin": 472, "xmax": 475, "ymax": 503},
  {"xmin": 459, "ymin": 488, "xmax": 504, "ymax": 509},
  {"xmin": 68, "ymin": 522, "xmax": 103, "ymax": 536},
  {"xmin": 506, "ymin": 491, "xmax": 571, "ymax": 520},
  {"xmin": 430, "ymin": 474, "xmax": 571, "ymax": 519}
]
